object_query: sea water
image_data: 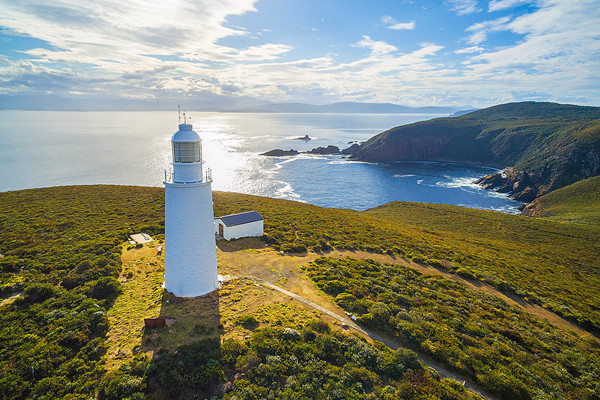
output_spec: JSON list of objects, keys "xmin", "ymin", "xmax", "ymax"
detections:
[{"xmin": 0, "ymin": 110, "xmax": 522, "ymax": 212}]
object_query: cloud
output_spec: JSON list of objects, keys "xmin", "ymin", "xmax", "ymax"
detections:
[
  {"xmin": 454, "ymin": 46, "xmax": 485, "ymax": 54},
  {"xmin": 465, "ymin": 16, "xmax": 511, "ymax": 44},
  {"xmin": 381, "ymin": 16, "xmax": 416, "ymax": 30},
  {"xmin": 0, "ymin": 0, "xmax": 598, "ymax": 107},
  {"xmin": 463, "ymin": 0, "xmax": 600, "ymax": 94},
  {"xmin": 488, "ymin": 0, "xmax": 531, "ymax": 12},
  {"xmin": 354, "ymin": 36, "xmax": 398, "ymax": 56},
  {"xmin": 0, "ymin": 0, "xmax": 263, "ymax": 67},
  {"xmin": 446, "ymin": 0, "xmax": 481, "ymax": 15},
  {"xmin": 234, "ymin": 43, "xmax": 293, "ymax": 61}
]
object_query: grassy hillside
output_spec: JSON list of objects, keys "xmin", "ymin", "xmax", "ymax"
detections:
[
  {"xmin": 352, "ymin": 102, "xmax": 600, "ymax": 198},
  {"xmin": 213, "ymin": 191, "xmax": 600, "ymax": 333},
  {"xmin": 0, "ymin": 185, "xmax": 479, "ymax": 400},
  {"xmin": 522, "ymin": 175, "xmax": 600, "ymax": 224},
  {"xmin": 0, "ymin": 186, "xmax": 164, "ymax": 399},
  {"xmin": 1, "ymin": 185, "xmax": 599, "ymax": 399},
  {"xmin": 307, "ymin": 257, "xmax": 600, "ymax": 400}
]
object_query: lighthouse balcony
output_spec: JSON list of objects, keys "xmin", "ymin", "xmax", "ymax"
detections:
[{"xmin": 164, "ymin": 167, "xmax": 212, "ymax": 184}]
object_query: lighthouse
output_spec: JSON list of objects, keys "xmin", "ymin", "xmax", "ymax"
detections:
[{"xmin": 163, "ymin": 119, "xmax": 218, "ymax": 297}]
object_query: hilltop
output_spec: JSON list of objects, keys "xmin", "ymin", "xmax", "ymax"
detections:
[
  {"xmin": 352, "ymin": 102, "xmax": 600, "ymax": 201},
  {"xmin": 1, "ymin": 185, "xmax": 599, "ymax": 399}
]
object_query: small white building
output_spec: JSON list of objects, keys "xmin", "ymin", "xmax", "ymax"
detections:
[{"xmin": 215, "ymin": 211, "xmax": 264, "ymax": 241}]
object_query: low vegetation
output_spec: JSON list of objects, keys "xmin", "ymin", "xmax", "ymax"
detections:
[
  {"xmin": 306, "ymin": 257, "xmax": 600, "ymax": 400},
  {"xmin": 0, "ymin": 186, "xmax": 163, "ymax": 399},
  {"xmin": 102, "ymin": 321, "xmax": 481, "ymax": 400},
  {"xmin": 522, "ymin": 175, "xmax": 600, "ymax": 224},
  {"xmin": 214, "ymin": 191, "xmax": 600, "ymax": 333},
  {"xmin": 1, "ymin": 184, "xmax": 599, "ymax": 398}
]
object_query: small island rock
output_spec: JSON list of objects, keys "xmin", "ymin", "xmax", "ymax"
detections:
[
  {"xmin": 293, "ymin": 135, "xmax": 311, "ymax": 140},
  {"xmin": 308, "ymin": 145, "xmax": 340, "ymax": 155},
  {"xmin": 260, "ymin": 149, "xmax": 299, "ymax": 157}
]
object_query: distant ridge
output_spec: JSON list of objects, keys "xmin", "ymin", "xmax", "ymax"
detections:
[
  {"xmin": 231, "ymin": 101, "xmax": 463, "ymax": 114},
  {"xmin": 0, "ymin": 94, "xmax": 465, "ymax": 114}
]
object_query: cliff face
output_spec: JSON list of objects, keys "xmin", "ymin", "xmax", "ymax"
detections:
[
  {"xmin": 353, "ymin": 121, "xmax": 492, "ymax": 163},
  {"xmin": 352, "ymin": 102, "xmax": 600, "ymax": 202},
  {"xmin": 476, "ymin": 140, "xmax": 600, "ymax": 202},
  {"xmin": 355, "ymin": 135, "xmax": 452, "ymax": 162}
]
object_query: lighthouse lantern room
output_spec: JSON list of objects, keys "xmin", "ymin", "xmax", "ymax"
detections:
[{"xmin": 163, "ymin": 118, "xmax": 218, "ymax": 297}]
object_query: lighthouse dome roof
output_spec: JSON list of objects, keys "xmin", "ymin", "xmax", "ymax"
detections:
[{"xmin": 172, "ymin": 123, "xmax": 200, "ymax": 142}]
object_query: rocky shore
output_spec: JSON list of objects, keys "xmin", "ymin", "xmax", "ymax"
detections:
[
  {"xmin": 260, "ymin": 149, "xmax": 300, "ymax": 156},
  {"xmin": 475, "ymin": 168, "xmax": 538, "ymax": 203},
  {"xmin": 261, "ymin": 144, "xmax": 358, "ymax": 157}
]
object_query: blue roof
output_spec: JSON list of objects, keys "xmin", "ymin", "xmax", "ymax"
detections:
[{"xmin": 217, "ymin": 211, "xmax": 264, "ymax": 227}]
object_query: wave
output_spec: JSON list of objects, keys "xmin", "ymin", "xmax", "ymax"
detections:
[
  {"xmin": 274, "ymin": 181, "xmax": 304, "ymax": 201},
  {"xmin": 393, "ymin": 174, "xmax": 416, "ymax": 178},
  {"xmin": 435, "ymin": 177, "xmax": 481, "ymax": 189},
  {"xmin": 249, "ymin": 135, "xmax": 272, "ymax": 139},
  {"xmin": 328, "ymin": 160, "xmax": 357, "ymax": 165}
]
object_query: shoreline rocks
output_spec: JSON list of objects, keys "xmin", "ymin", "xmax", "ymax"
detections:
[
  {"xmin": 341, "ymin": 143, "xmax": 360, "ymax": 155},
  {"xmin": 262, "ymin": 144, "xmax": 355, "ymax": 157},
  {"xmin": 475, "ymin": 168, "xmax": 539, "ymax": 203},
  {"xmin": 260, "ymin": 149, "xmax": 299, "ymax": 157},
  {"xmin": 307, "ymin": 145, "xmax": 340, "ymax": 155}
]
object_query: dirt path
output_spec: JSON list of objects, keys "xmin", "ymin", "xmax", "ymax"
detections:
[
  {"xmin": 218, "ymin": 247, "xmax": 598, "ymax": 342},
  {"xmin": 0, "ymin": 292, "xmax": 23, "ymax": 307},
  {"xmin": 219, "ymin": 245, "xmax": 600, "ymax": 397},
  {"xmin": 223, "ymin": 273, "xmax": 497, "ymax": 400}
]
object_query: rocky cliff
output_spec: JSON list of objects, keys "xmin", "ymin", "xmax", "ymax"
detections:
[{"xmin": 352, "ymin": 102, "xmax": 600, "ymax": 202}]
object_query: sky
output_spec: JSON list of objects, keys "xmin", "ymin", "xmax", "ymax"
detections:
[{"xmin": 0, "ymin": 0, "xmax": 599, "ymax": 108}]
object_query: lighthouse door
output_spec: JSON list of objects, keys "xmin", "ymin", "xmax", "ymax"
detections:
[{"xmin": 219, "ymin": 223, "xmax": 224, "ymax": 236}]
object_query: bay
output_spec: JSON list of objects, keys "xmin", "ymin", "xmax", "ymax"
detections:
[{"xmin": 0, "ymin": 110, "xmax": 522, "ymax": 212}]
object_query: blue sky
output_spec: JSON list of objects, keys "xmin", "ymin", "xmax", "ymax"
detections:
[{"xmin": 0, "ymin": 0, "xmax": 599, "ymax": 107}]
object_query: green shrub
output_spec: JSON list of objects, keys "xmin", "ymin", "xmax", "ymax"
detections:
[
  {"xmin": 306, "ymin": 256, "xmax": 600, "ymax": 400},
  {"xmin": 87, "ymin": 276, "xmax": 122, "ymax": 300},
  {"xmin": 456, "ymin": 268, "xmax": 477, "ymax": 280},
  {"xmin": 24, "ymin": 282, "xmax": 58, "ymax": 303},
  {"xmin": 234, "ymin": 314, "xmax": 259, "ymax": 330}
]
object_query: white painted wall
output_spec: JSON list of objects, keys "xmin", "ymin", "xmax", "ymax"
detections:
[
  {"xmin": 215, "ymin": 219, "xmax": 263, "ymax": 241},
  {"xmin": 164, "ymin": 181, "xmax": 218, "ymax": 297}
]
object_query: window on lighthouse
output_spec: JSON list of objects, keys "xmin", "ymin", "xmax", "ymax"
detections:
[{"xmin": 173, "ymin": 141, "xmax": 201, "ymax": 163}]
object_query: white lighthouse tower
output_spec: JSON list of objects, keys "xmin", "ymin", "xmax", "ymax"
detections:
[{"xmin": 164, "ymin": 117, "xmax": 218, "ymax": 297}]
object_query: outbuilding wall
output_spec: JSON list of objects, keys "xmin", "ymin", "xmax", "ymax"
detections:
[{"xmin": 215, "ymin": 219, "xmax": 264, "ymax": 240}]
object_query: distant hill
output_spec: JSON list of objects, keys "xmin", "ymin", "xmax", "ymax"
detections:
[
  {"xmin": 0, "ymin": 94, "xmax": 463, "ymax": 114},
  {"xmin": 352, "ymin": 102, "xmax": 600, "ymax": 201},
  {"xmin": 233, "ymin": 101, "xmax": 462, "ymax": 114},
  {"xmin": 522, "ymin": 175, "xmax": 600, "ymax": 224}
]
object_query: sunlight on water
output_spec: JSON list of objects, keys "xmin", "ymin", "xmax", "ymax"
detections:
[{"xmin": 0, "ymin": 111, "xmax": 522, "ymax": 212}]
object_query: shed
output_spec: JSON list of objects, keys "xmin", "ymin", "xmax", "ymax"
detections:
[{"xmin": 215, "ymin": 211, "xmax": 264, "ymax": 241}]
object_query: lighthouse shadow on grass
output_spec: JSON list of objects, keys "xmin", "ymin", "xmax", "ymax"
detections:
[{"xmin": 141, "ymin": 288, "xmax": 224, "ymax": 399}]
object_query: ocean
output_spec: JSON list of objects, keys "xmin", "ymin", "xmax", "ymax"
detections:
[{"xmin": 0, "ymin": 110, "xmax": 522, "ymax": 212}]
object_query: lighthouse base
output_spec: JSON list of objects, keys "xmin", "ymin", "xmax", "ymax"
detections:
[{"xmin": 164, "ymin": 181, "xmax": 218, "ymax": 297}]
